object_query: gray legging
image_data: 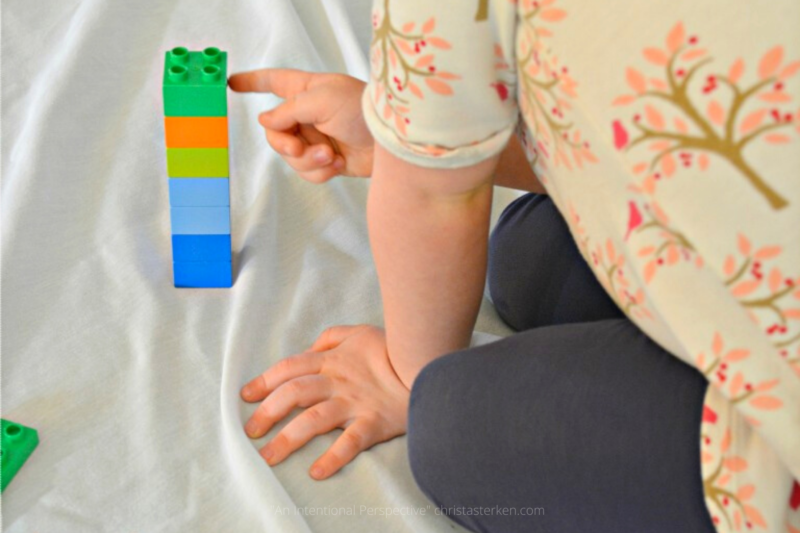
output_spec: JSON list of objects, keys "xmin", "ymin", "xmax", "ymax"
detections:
[{"xmin": 407, "ymin": 194, "xmax": 715, "ymax": 533}]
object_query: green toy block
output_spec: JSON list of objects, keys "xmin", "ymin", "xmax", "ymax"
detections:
[
  {"xmin": 1, "ymin": 419, "xmax": 39, "ymax": 492},
  {"xmin": 166, "ymin": 148, "xmax": 229, "ymax": 178},
  {"xmin": 163, "ymin": 47, "xmax": 227, "ymax": 117}
]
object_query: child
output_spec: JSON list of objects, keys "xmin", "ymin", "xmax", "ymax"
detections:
[{"xmin": 229, "ymin": 1, "xmax": 800, "ymax": 531}]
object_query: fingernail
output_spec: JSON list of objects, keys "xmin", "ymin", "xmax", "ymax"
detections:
[
  {"xmin": 310, "ymin": 466, "xmax": 323, "ymax": 478},
  {"xmin": 262, "ymin": 447, "xmax": 274, "ymax": 462},
  {"xmin": 242, "ymin": 385, "xmax": 252, "ymax": 398},
  {"xmin": 313, "ymin": 149, "xmax": 331, "ymax": 164},
  {"xmin": 245, "ymin": 420, "xmax": 257, "ymax": 436}
]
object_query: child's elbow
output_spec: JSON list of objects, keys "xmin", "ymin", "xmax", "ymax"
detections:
[{"xmin": 373, "ymin": 142, "xmax": 499, "ymax": 201}]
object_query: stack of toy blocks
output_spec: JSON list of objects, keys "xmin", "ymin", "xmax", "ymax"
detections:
[
  {"xmin": 163, "ymin": 46, "xmax": 232, "ymax": 288},
  {"xmin": 1, "ymin": 419, "xmax": 39, "ymax": 493}
]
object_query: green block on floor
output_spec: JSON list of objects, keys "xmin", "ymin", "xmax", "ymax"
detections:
[
  {"xmin": 167, "ymin": 148, "xmax": 229, "ymax": 178},
  {"xmin": 163, "ymin": 47, "xmax": 227, "ymax": 117},
  {"xmin": 1, "ymin": 419, "xmax": 39, "ymax": 493}
]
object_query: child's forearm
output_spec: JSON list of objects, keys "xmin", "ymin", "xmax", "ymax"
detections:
[
  {"xmin": 493, "ymin": 135, "xmax": 547, "ymax": 194},
  {"xmin": 367, "ymin": 145, "xmax": 497, "ymax": 390}
]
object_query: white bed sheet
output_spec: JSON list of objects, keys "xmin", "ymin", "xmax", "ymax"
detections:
[{"xmin": 1, "ymin": 0, "xmax": 521, "ymax": 531}]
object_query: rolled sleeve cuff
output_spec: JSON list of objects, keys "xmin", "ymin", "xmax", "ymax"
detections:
[{"xmin": 361, "ymin": 88, "xmax": 516, "ymax": 170}]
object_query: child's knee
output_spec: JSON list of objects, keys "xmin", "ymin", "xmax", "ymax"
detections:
[
  {"xmin": 488, "ymin": 193, "xmax": 623, "ymax": 330},
  {"xmin": 407, "ymin": 352, "xmax": 474, "ymax": 503}
]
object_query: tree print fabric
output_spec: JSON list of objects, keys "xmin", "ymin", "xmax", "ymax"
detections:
[
  {"xmin": 612, "ymin": 24, "xmax": 797, "ymax": 210},
  {"xmin": 361, "ymin": 0, "xmax": 519, "ymax": 167},
  {"xmin": 361, "ymin": 1, "xmax": 800, "ymax": 531}
]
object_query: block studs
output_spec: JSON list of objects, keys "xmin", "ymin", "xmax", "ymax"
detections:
[
  {"xmin": 169, "ymin": 46, "xmax": 189, "ymax": 64},
  {"xmin": 1, "ymin": 419, "xmax": 39, "ymax": 492},
  {"xmin": 203, "ymin": 47, "xmax": 222, "ymax": 64},
  {"xmin": 168, "ymin": 65, "xmax": 189, "ymax": 82},
  {"xmin": 202, "ymin": 65, "xmax": 222, "ymax": 83}
]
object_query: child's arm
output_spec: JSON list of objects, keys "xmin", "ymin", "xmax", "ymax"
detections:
[
  {"xmin": 229, "ymin": 70, "xmax": 544, "ymax": 192},
  {"xmin": 229, "ymin": 69, "xmax": 533, "ymax": 477},
  {"xmin": 369, "ymin": 143, "xmax": 499, "ymax": 389}
]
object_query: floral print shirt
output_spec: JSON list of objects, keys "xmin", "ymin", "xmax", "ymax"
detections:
[{"xmin": 361, "ymin": 0, "xmax": 800, "ymax": 530}]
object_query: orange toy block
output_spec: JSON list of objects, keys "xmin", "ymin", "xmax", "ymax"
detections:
[{"xmin": 164, "ymin": 116, "xmax": 228, "ymax": 148}]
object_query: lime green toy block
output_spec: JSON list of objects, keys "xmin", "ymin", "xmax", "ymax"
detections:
[
  {"xmin": 163, "ymin": 47, "xmax": 227, "ymax": 117},
  {"xmin": 1, "ymin": 419, "xmax": 39, "ymax": 492},
  {"xmin": 167, "ymin": 148, "xmax": 229, "ymax": 178}
]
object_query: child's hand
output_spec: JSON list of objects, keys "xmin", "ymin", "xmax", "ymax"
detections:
[
  {"xmin": 240, "ymin": 325, "xmax": 409, "ymax": 480},
  {"xmin": 229, "ymin": 69, "xmax": 374, "ymax": 182}
]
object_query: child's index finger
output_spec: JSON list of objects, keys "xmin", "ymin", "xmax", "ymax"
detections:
[{"xmin": 228, "ymin": 68, "xmax": 315, "ymax": 99}]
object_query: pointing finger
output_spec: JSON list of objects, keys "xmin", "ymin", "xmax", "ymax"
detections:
[{"xmin": 228, "ymin": 68, "xmax": 321, "ymax": 99}]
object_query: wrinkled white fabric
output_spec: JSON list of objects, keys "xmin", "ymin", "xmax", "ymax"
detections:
[{"xmin": 1, "ymin": 1, "xmax": 519, "ymax": 531}]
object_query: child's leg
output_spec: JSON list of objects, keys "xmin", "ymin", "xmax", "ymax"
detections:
[
  {"xmin": 407, "ymin": 319, "xmax": 713, "ymax": 533},
  {"xmin": 488, "ymin": 193, "xmax": 623, "ymax": 331}
]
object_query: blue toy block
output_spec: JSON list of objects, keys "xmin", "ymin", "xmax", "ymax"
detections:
[
  {"xmin": 169, "ymin": 178, "xmax": 230, "ymax": 206},
  {"xmin": 173, "ymin": 261, "xmax": 233, "ymax": 288},
  {"xmin": 170, "ymin": 207, "xmax": 230, "ymax": 235},
  {"xmin": 172, "ymin": 234, "xmax": 232, "ymax": 262}
]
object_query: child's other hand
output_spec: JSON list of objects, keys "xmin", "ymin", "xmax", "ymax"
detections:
[
  {"xmin": 240, "ymin": 325, "xmax": 409, "ymax": 480},
  {"xmin": 229, "ymin": 69, "xmax": 374, "ymax": 182}
]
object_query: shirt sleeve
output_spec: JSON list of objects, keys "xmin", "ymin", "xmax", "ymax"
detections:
[{"xmin": 362, "ymin": 0, "xmax": 519, "ymax": 169}]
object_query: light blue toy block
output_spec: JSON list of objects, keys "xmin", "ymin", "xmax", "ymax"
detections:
[
  {"xmin": 169, "ymin": 178, "xmax": 229, "ymax": 206},
  {"xmin": 170, "ymin": 207, "xmax": 230, "ymax": 235}
]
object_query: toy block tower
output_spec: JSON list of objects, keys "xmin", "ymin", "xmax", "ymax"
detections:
[
  {"xmin": 163, "ymin": 46, "xmax": 232, "ymax": 288},
  {"xmin": 1, "ymin": 419, "xmax": 39, "ymax": 493}
]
